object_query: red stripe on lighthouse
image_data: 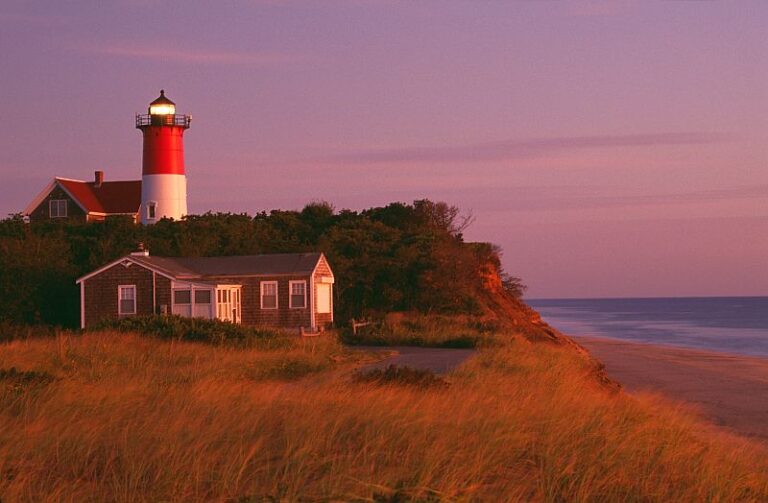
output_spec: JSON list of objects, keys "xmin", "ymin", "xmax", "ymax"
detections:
[{"xmin": 142, "ymin": 126, "xmax": 186, "ymax": 176}]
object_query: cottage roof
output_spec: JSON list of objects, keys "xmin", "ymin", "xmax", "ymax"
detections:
[{"xmin": 128, "ymin": 253, "xmax": 325, "ymax": 279}]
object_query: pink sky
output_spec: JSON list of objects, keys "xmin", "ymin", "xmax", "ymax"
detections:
[{"xmin": 1, "ymin": 1, "xmax": 766, "ymax": 298}]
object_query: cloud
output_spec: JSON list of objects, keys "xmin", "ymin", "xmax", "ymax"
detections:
[
  {"xmin": 326, "ymin": 132, "xmax": 731, "ymax": 165},
  {"xmin": 433, "ymin": 183, "xmax": 768, "ymax": 213},
  {"xmin": 86, "ymin": 45, "xmax": 300, "ymax": 65}
]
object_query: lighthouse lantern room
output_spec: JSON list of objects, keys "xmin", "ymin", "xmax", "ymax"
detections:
[{"xmin": 136, "ymin": 90, "xmax": 192, "ymax": 224}]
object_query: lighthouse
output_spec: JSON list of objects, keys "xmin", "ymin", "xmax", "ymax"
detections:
[{"xmin": 136, "ymin": 90, "xmax": 192, "ymax": 224}]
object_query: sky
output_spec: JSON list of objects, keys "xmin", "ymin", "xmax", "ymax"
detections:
[{"xmin": 1, "ymin": 1, "xmax": 766, "ymax": 298}]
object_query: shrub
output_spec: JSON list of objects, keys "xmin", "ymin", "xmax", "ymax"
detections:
[{"xmin": 91, "ymin": 315, "xmax": 284, "ymax": 348}]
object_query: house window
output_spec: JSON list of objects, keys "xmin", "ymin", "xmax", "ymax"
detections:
[
  {"xmin": 193, "ymin": 289, "xmax": 213, "ymax": 319},
  {"xmin": 289, "ymin": 281, "xmax": 306, "ymax": 309},
  {"xmin": 260, "ymin": 281, "xmax": 278, "ymax": 309},
  {"xmin": 118, "ymin": 285, "xmax": 136, "ymax": 315},
  {"xmin": 174, "ymin": 290, "xmax": 191, "ymax": 304},
  {"xmin": 147, "ymin": 202, "xmax": 157, "ymax": 220},
  {"xmin": 49, "ymin": 199, "xmax": 68, "ymax": 218}
]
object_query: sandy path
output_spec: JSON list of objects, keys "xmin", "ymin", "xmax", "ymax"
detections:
[{"xmin": 574, "ymin": 335, "xmax": 768, "ymax": 441}]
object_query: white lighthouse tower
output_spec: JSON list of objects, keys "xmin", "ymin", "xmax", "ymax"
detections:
[{"xmin": 135, "ymin": 90, "xmax": 192, "ymax": 224}]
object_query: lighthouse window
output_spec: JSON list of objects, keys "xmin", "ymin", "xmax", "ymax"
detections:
[
  {"xmin": 147, "ymin": 202, "xmax": 157, "ymax": 220},
  {"xmin": 49, "ymin": 199, "xmax": 68, "ymax": 218}
]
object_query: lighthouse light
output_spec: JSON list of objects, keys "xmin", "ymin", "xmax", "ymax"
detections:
[{"xmin": 150, "ymin": 103, "xmax": 175, "ymax": 115}]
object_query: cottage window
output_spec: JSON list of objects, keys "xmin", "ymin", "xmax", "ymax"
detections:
[
  {"xmin": 174, "ymin": 290, "xmax": 191, "ymax": 304},
  {"xmin": 118, "ymin": 285, "xmax": 136, "ymax": 315},
  {"xmin": 193, "ymin": 289, "xmax": 213, "ymax": 319},
  {"xmin": 260, "ymin": 281, "xmax": 278, "ymax": 309},
  {"xmin": 49, "ymin": 199, "xmax": 68, "ymax": 218},
  {"xmin": 289, "ymin": 281, "xmax": 306, "ymax": 309}
]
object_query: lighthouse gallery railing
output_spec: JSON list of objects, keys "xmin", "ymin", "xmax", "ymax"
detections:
[{"xmin": 135, "ymin": 114, "xmax": 192, "ymax": 128}]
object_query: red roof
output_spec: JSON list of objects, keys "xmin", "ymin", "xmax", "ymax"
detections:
[{"xmin": 58, "ymin": 178, "xmax": 141, "ymax": 214}]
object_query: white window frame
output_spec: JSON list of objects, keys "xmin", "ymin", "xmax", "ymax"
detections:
[
  {"xmin": 49, "ymin": 199, "xmax": 68, "ymax": 218},
  {"xmin": 147, "ymin": 201, "xmax": 157, "ymax": 220},
  {"xmin": 118, "ymin": 284, "xmax": 137, "ymax": 315},
  {"xmin": 289, "ymin": 280, "xmax": 307, "ymax": 309},
  {"xmin": 260, "ymin": 281, "xmax": 278, "ymax": 310}
]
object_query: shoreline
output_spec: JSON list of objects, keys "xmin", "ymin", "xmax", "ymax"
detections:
[{"xmin": 572, "ymin": 334, "xmax": 768, "ymax": 442}]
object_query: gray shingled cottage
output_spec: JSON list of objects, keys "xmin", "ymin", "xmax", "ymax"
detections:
[{"xmin": 76, "ymin": 250, "xmax": 334, "ymax": 330}]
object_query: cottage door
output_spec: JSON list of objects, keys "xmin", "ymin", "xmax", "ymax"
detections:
[
  {"xmin": 317, "ymin": 283, "xmax": 332, "ymax": 314},
  {"xmin": 216, "ymin": 287, "xmax": 242, "ymax": 324}
]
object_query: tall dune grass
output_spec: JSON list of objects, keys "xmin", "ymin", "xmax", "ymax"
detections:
[{"xmin": 1, "ymin": 331, "xmax": 767, "ymax": 501}]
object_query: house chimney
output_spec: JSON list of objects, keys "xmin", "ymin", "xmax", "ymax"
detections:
[
  {"xmin": 94, "ymin": 170, "xmax": 104, "ymax": 188},
  {"xmin": 130, "ymin": 242, "xmax": 149, "ymax": 257}
]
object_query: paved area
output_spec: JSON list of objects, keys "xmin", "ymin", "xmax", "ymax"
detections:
[{"xmin": 353, "ymin": 346, "xmax": 475, "ymax": 375}]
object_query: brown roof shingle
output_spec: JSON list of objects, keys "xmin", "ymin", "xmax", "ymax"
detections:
[{"xmin": 131, "ymin": 253, "xmax": 324, "ymax": 279}]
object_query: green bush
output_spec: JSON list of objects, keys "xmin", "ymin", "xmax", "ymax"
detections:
[{"xmin": 91, "ymin": 315, "xmax": 284, "ymax": 348}]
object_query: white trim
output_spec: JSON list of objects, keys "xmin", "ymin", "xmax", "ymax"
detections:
[
  {"xmin": 310, "ymin": 273, "xmax": 316, "ymax": 329},
  {"xmin": 117, "ymin": 284, "xmax": 137, "ymax": 315},
  {"xmin": 260, "ymin": 280, "xmax": 278, "ymax": 310},
  {"xmin": 289, "ymin": 280, "xmax": 307, "ymax": 309},
  {"xmin": 80, "ymin": 281, "xmax": 85, "ymax": 329},
  {"xmin": 87, "ymin": 211, "xmax": 138, "ymax": 217},
  {"xmin": 152, "ymin": 272, "xmax": 157, "ymax": 314}
]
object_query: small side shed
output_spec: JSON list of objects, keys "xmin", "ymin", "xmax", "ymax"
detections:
[{"xmin": 76, "ymin": 251, "xmax": 334, "ymax": 330}]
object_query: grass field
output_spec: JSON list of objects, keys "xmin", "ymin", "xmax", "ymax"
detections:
[{"xmin": 1, "ymin": 329, "xmax": 767, "ymax": 501}]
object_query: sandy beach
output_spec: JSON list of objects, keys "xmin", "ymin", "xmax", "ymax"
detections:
[{"xmin": 574, "ymin": 336, "xmax": 768, "ymax": 442}]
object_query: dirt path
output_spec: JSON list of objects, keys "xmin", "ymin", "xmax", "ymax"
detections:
[
  {"xmin": 353, "ymin": 346, "xmax": 475, "ymax": 374},
  {"xmin": 575, "ymin": 335, "xmax": 768, "ymax": 442}
]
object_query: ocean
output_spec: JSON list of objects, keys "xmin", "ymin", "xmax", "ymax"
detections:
[{"xmin": 527, "ymin": 297, "xmax": 768, "ymax": 358}]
